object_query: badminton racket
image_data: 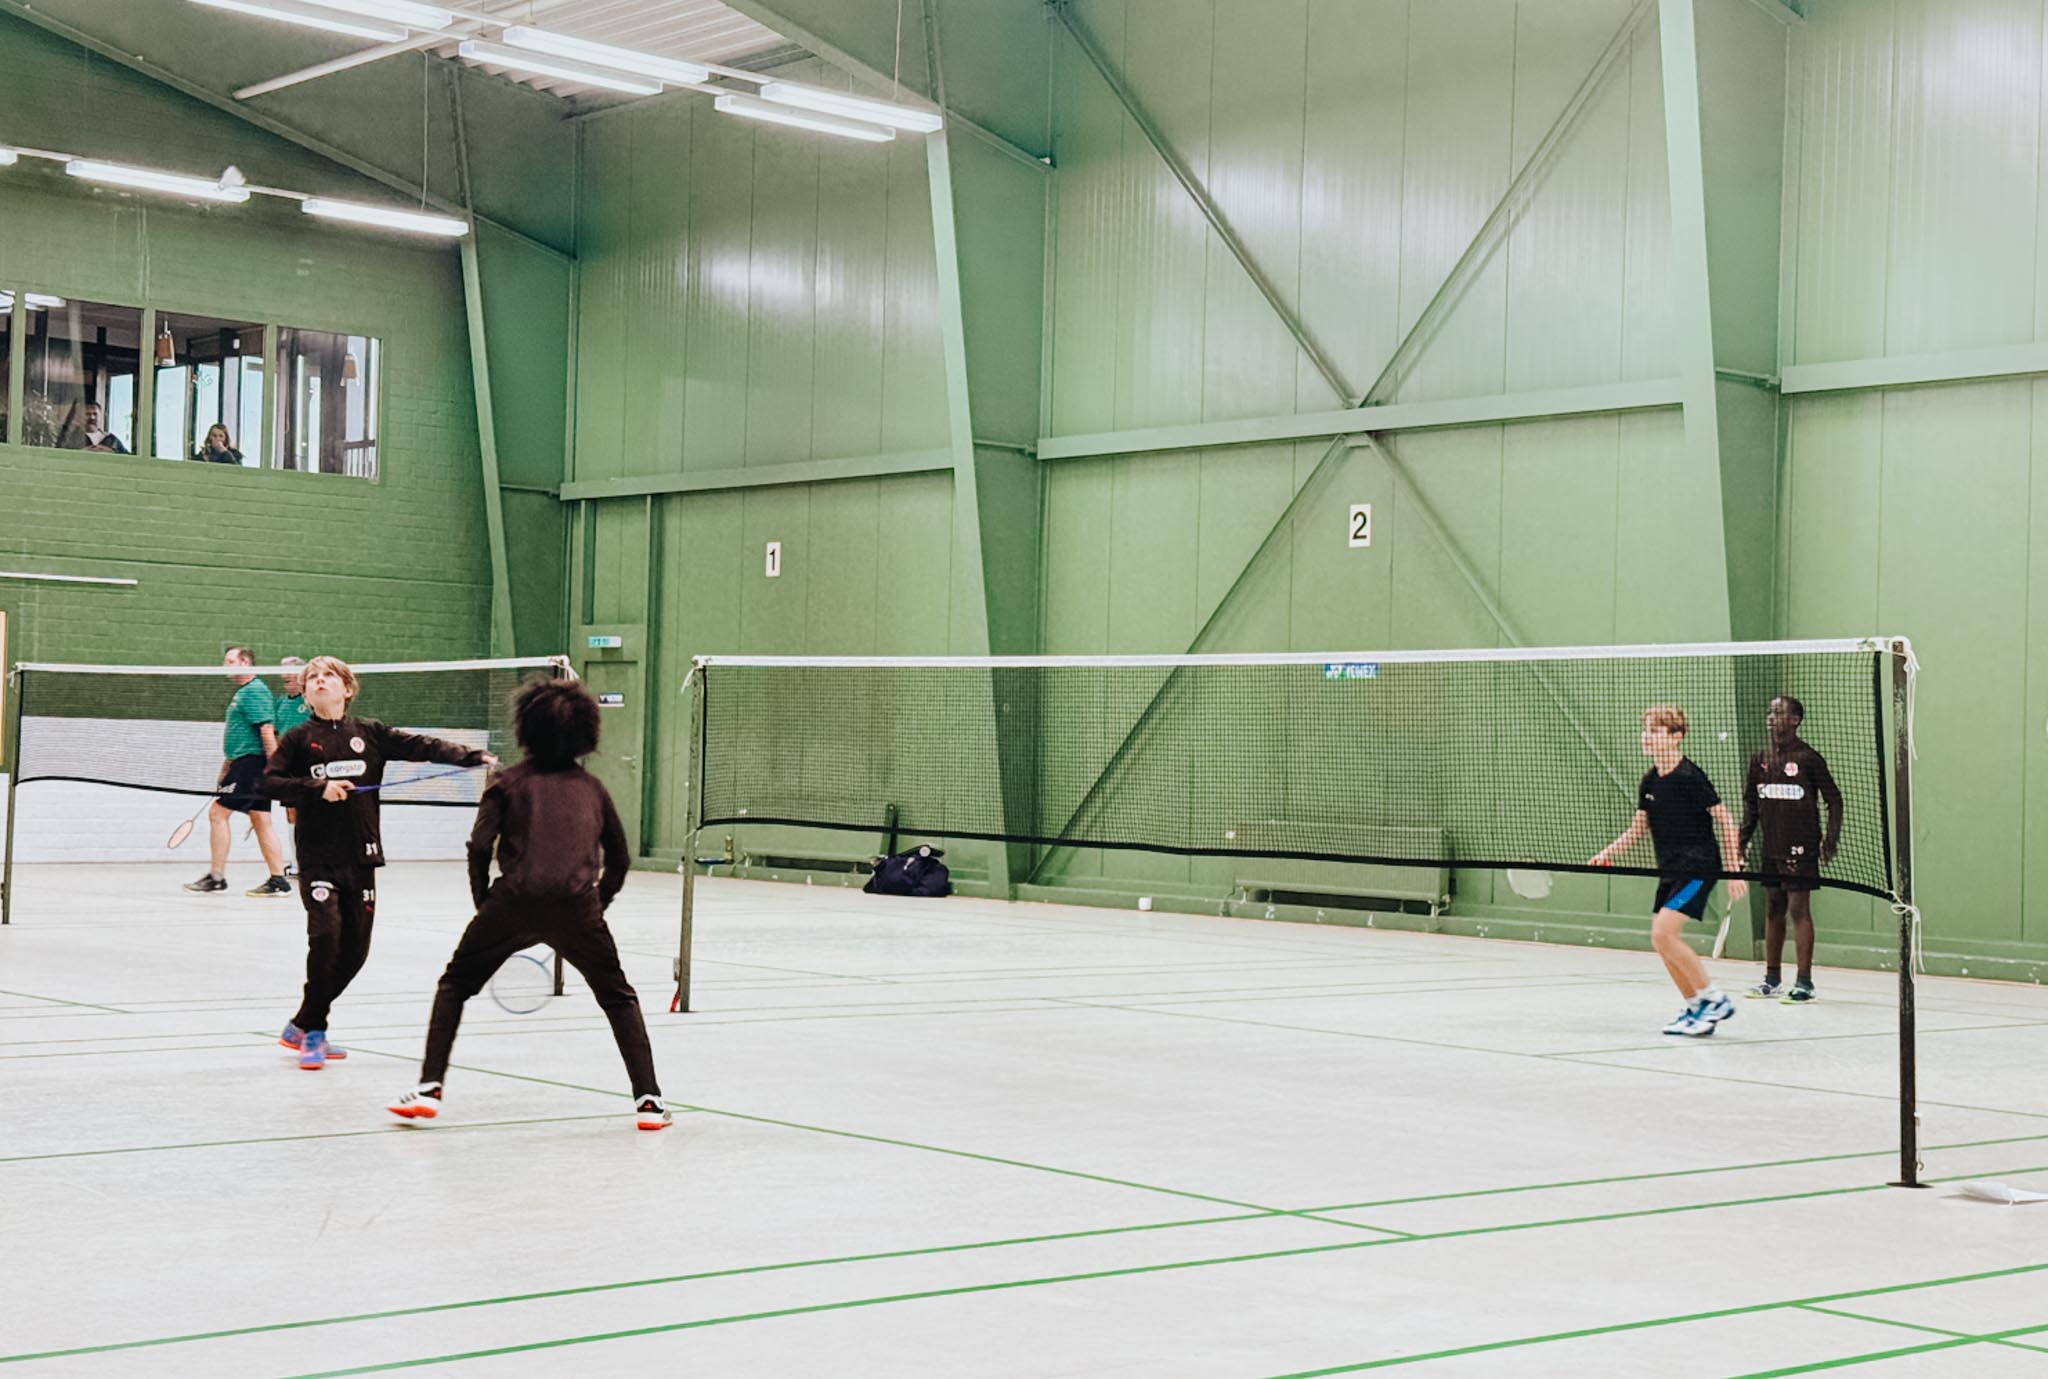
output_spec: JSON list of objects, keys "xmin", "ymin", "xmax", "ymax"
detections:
[
  {"xmin": 170, "ymin": 764, "xmax": 485, "ymax": 849},
  {"xmin": 489, "ymin": 948, "xmax": 555, "ymax": 1014}
]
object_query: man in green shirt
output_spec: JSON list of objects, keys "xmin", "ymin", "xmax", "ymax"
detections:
[
  {"xmin": 273, "ymin": 656, "xmax": 311, "ymax": 878},
  {"xmin": 183, "ymin": 646, "xmax": 291, "ymax": 897}
]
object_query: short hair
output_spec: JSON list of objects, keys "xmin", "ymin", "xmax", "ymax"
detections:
[
  {"xmin": 514, "ymin": 677, "xmax": 600, "ymax": 770},
  {"xmin": 280, "ymin": 655, "xmax": 305, "ymax": 668},
  {"xmin": 1641, "ymin": 704, "xmax": 1688, "ymax": 736},
  {"xmin": 224, "ymin": 646, "xmax": 253, "ymax": 665},
  {"xmin": 303, "ymin": 655, "xmax": 358, "ymax": 701},
  {"xmin": 1773, "ymin": 694, "xmax": 1805, "ymax": 723}
]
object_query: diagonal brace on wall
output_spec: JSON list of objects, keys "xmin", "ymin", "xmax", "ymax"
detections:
[{"xmin": 1027, "ymin": 0, "xmax": 1653, "ymax": 880}]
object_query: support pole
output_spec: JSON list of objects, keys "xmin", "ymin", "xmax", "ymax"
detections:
[
  {"xmin": 1, "ymin": 668, "xmax": 21, "ymax": 926},
  {"xmin": 672, "ymin": 667, "xmax": 705, "ymax": 1014},
  {"xmin": 1891, "ymin": 641, "xmax": 1921, "ymax": 1188}
]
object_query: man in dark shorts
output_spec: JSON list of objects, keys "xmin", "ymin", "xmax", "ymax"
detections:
[
  {"xmin": 264, "ymin": 655, "xmax": 496, "ymax": 1070},
  {"xmin": 1592, "ymin": 704, "xmax": 1748, "ymax": 1037},
  {"xmin": 1740, "ymin": 695, "xmax": 1842, "ymax": 1004},
  {"xmin": 183, "ymin": 646, "xmax": 290, "ymax": 897},
  {"xmin": 386, "ymin": 677, "xmax": 668, "ymax": 1130}
]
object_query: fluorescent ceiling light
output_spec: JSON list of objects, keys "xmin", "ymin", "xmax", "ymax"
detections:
[
  {"xmin": 0, "ymin": 293, "xmax": 67, "ymax": 311},
  {"xmin": 500, "ymin": 26, "xmax": 710, "ymax": 86},
  {"xmin": 303, "ymin": 197, "xmax": 468, "ymax": 237},
  {"xmin": 457, "ymin": 40, "xmax": 659, "ymax": 95},
  {"xmin": 714, "ymin": 93, "xmax": 896, "ymax": 143},
  {"xmin": 298, "ymin": 0, "xmax": 453, "ymax": 28},
  {"xmin": 189, "ymin": 0, "xmax": 405, "ymax": 41},
  {"xmin": 65, "ymin": 159, "xmax": 251, "ymax": 203},
  {"xmin": 758, "ymin": 82, "xmax": 942, "ymax": 134}
]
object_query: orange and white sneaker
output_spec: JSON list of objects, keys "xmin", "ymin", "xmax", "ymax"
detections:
[
  {"xmin": 635, "ymin": 1096, "xmax": 671, "ymax": 1131},
  {"xmin": 387, "ymin": 1083, "xmax": 443, "ymax": 1122}
]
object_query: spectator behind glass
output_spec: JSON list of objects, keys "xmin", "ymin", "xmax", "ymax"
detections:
[
  {"xmin": 74, "ymin": 403, "xmax": 130, "ymax": 454},
  {"xmin": 195, "ymin": 424, "xmax": 244, "ymax": 465}
]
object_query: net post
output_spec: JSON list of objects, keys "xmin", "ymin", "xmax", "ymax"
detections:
[
  {"xmin": 1889, "ymin": 639, "xmax": 1922, "ymax": 1189},
  {"xmin": 673, "ymin": 665, "xmax": 704, "ymax": 1015},
  {"xmin": 1, "ymin": 666, "xmax": 21, "ymax": 926}
]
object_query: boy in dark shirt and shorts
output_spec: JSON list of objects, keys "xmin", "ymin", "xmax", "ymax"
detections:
[
  {"xmin": 264, "ymin": 656, "xmax": 495, "ymax": 1069},
  {"xmin": 1592, "ymin": 704, "xmax": 1749, "ymax": 1037},
  {"xmin": 387, "ymin": 677, "xmax": 668, "ymax": 1131},
  {"xmin": 1740, "ymin": 695, "xmax": 1842, "ymax": 1004}
]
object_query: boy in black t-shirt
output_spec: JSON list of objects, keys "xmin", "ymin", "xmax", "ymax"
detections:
[
  {"xmin": 1592, "ymin": 704, "xmax": 1749, "ymax": 1037},
  {"xmin": 263, "ymin": 656, "xmax": 494, "ymax": 1069},
  {"xmin": 1739, "ymin": 695, "xmax": 1842, "ymax": 1004}
]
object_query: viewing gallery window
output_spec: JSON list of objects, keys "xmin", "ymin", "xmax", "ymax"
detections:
[
  {"xmin": 0, "ymin": 289, "xmax": 382, "ymax": 482},
  {"xmin": 19, "ymin": 298, "xmax": 141, "ymax": 454},
  {"xmin": 276, "ymin": 327, "xmax": 379, "ymax": 480},
  {"xmin": 153, "ymin": 313, "xmax": 264, "ymax": 467}
]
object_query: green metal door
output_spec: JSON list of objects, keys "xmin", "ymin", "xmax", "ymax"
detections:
[{"xmin": 582, "ymin": 660, "xmax": 642, "ymax": 855}]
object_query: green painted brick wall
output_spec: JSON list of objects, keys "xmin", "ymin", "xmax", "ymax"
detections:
[{"xmin": 0, "ymin": 14, "xmax": 493, "ymax": 672}]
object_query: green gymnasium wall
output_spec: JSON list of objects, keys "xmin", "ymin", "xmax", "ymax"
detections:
[{"xmin": 0, "ymin": 13, "xmax": 498, "ymax": 671}]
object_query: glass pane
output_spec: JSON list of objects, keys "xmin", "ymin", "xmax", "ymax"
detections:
[
  {"xmin": 275, "ymin": 326, "xmax": 378, "ymax": 479},
  {"xmin": 21, "ymin": 298, "xmax": 141, "ymax": 453},
  {"xmin": 157, "ymin": 313, "xmax": 261, "ymax": 465}
]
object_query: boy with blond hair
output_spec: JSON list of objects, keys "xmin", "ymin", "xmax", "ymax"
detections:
[
  {"xmin": 1592, "ymin": 704, "xmax": 1748, "ymax": 1037},
  {"xmin": 264, "ymin": 656, "xmax": 495, "ymax": 1069}
]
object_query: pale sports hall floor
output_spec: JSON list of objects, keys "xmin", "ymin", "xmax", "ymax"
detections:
[{"xmin": 3, "ymin": 863, "xmax": 2047, "ymax": 1377}]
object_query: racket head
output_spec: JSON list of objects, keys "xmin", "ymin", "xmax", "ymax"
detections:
[
  {"xmin": 1504, "ymin": 868, "xmax": 1554, "ymax": 900},
  {"xmin": 488, "ymin": 951, "xmax": 554, "ymax": 1015},
  {"xmin": 166, "ymin": 819, "xmax": 196, "ymax": 849}
]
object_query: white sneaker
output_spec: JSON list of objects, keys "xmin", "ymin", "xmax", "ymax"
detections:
[
  {"xmin": 1662, "ymin": 1005, "xmax": 1715, "ymax": 1037},
  {"xmin": 387, "ymin": 1083, "xmax": 443, "ymax": 1122},
  {"xmin": 1697, "ymin": 991, "xmax": 1737, "ymax": 1025},
  {"xmin": 635, "ymin": 1096, "xmax": 671, "ymax": 1131}
]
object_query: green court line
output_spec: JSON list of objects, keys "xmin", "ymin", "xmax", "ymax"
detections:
[
  {"xmin": 1256, "ymin": 1265, "xmax": 2048, "ymax": 1377},
  {"xmin": 258, "ymin": 1182, "xmax": 2048, "ymax": 1379},
  {"xmin": 1546, "ymin": 1052, "xmax": 2048, "ymax": 1124},
  {"xmin": 59, "ymin": 1162, "xmax": 2045, "ymax": 1374},
  {"xmin": 1797, "ymin": 1305, "xmax": 2048, "ymax": 1358},
  {"xmin": 0, "ymin": 1113, "xmax": 628, "ymax": 1165},
  {"xmin": 1726, "ymin": 1320, "xmax": 2048, "ymax": 1377}
]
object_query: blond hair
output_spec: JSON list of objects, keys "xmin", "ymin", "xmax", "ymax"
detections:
[
  {"xmin": 1641, "ymin": 704, "xmax": 1688, "ymax": 737},
  {"xmin": 303, "ymin": 655, "xmax": 358, "ymax": 701}
]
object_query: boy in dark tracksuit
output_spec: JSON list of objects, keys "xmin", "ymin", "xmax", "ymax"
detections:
[
  {"xmin": 388, "ymin": 677, "xmax": 668, "ymax": 1131},
  {"xmin": 264, "ymin": 656, "xmax": 495, "ymax": 1069}
]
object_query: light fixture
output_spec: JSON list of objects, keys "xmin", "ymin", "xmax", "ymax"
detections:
[
  {"xmin": 302, "ymin": 197, "xmax": 469, "ymax": 237},
  {"xmin": 714, "ymin": 93, "xmax": 896, "ymax": 143},
  {"xmin": 155, "ymin": 321, "xmax": 176, "ymax": 366},
  {"xmin": 65, "ymin": 159, "xmax": 251, "ymax": 203},
  {"xmin": 0, "ymin": 292, "xmax": 65, "ymax": 311},
  {"xmin": 188, "ymin": 0, "xmax": 405, "ymax": 42},
  {"xmin": 343, "ymin": 351, "xmax": 359, "ymax": 381},
  {"xmin": 499, "ymin": 26, "xmax": 711, "ymax": 86},
  {"xmin": 456, "ymin": 40, "xmax": 660, "ymax": 95},
  {"xmin": 298, "ymin": 0, "xmax": 453, "ymax": 28},
  {"xmin": 758, "ymin": 82, "xmax": 943, "ymax": 133}
]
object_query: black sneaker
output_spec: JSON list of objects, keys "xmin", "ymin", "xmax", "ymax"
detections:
[
  {"xmin": 183, "ymin": 874, "xmax": 228, "ymax": 894},
  {"xmin": 246, "ymin": 875, "xmax": 292, "ymax": 898},
  {"xmin": 1782, "ymin": 981, "xmax": 1817, "ymax": 1004}
]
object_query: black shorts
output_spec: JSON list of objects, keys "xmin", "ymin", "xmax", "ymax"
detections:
[
  {"xmin": 218, "ymin": 753, "xmax": 269, "ymax": 814},
  {"xmin": 1761, "ymin": 848, "xmax": 1821, "ymax": 893},
  {"xmin": 1653, "ymin": 876, "xmax": 1713, "ymax": 921}
]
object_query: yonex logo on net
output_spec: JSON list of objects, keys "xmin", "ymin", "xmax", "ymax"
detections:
[{"xmin": 1322, "ymin": 662, "xmax": 1379, "ymax": 680}]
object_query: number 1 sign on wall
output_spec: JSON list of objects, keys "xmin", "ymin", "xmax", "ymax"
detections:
[{"xmin": 765, "ymin": 541, "xmax": 782, "ymax": 578}]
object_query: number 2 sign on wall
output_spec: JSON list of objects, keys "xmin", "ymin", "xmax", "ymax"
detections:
[{"xmin": 1348, "ymin": 504, "xmax": 1372, "ymax": 549}]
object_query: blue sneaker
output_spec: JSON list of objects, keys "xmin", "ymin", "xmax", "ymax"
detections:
[
  {"xmin": 1663, "ymin": 1004, "xmax": 1714, "ymax": 1037},
  {"xmin": 1698, "ymin": 991, "xmax": 1736, "ymax": 1025},
  {"xmin": 299, "ymin": 1030, "xmax": 329, "ymax": 1070},
  {"xmin": 279, "ymin": 1023, "xmax": 346, "ymax": 1060}
]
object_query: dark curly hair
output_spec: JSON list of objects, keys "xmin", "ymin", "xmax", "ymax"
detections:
[{"xmin": 513, "ymin": 676, "xmax": 601, "ymax": 770}]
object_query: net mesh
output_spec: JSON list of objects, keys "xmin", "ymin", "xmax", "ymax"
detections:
[
  {"xmin": 14, "ymin": 659, "xmax": 568, "ymax": 807},
  {"xmin": 695, "ymin": 643, "xmax": 1903, "ymax": 900}
]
